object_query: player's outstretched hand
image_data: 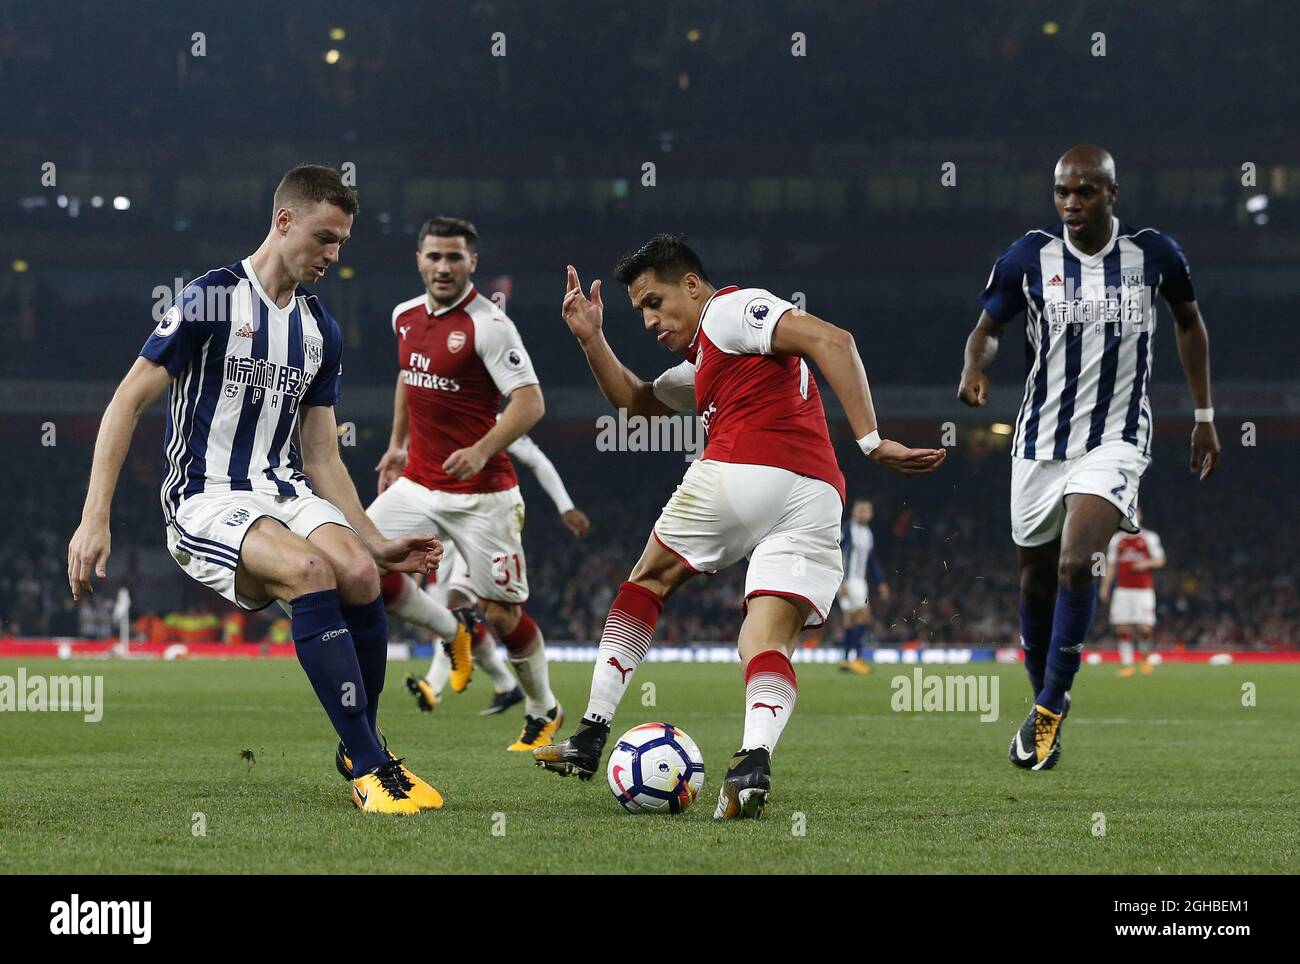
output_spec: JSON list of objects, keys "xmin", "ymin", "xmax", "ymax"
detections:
[
  {"xmin": 375, "ymin": 534, "xmax": 443, "ymax": 576},
  {"xmin": 562, "ymin": 508, "xmax": 591, "ymax": 538},
  {"xmin": 562, "ymin": 265, "xmax": 604, "ymax": 344},
  {"xmin": 67, "ymin": 521, "xmax": 111, "ymax": 601},
  {"xmin": 957, "ymin": 369, "xmax": 989, "ymax": 407},
  {"xmin": 1191, "ymin": 422, "xmax": 1221, "ymax": 480},
  {"xmin": 869, "ymin": 439, "xmax": 947, "ymax": 475},
  {"xmin": 375, "ymin": 446, "xmax": 408, "ymax": 495}
]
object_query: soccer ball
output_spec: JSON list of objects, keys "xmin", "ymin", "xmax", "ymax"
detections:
[{"xmin": 607, "ymin": 722, "xmax": 705, "ymax": 814}]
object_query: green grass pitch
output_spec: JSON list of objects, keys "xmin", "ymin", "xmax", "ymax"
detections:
[{"xmin": 1, "ymin": 658, "xmax": 1295, "ymax": 874}]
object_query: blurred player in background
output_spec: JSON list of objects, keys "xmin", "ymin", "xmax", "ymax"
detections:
[
  {"xmin": 1100, "ymin": 508, "xmax": 1165, "ymax": 677},
  {"xmin": 368, "ymin": 216, "xmax": 563, "ymax": 752},
  {"xmin": 838, "ymin": 497, "xmax": 890, "ymax": 675},
  {"xmin": 67, "ymin": 166, "xmax": 443, "ymax": 815},
  {"xmin": 405, "ymin": 425, "xmax": 591, "ymax": 715},
  {"xmin": 536, "ymin": 235, "xmax": 945, "ymax": 819},
  {"xmin": 958, "ymin": 145, "xmax": 1220, "ymax": 771}
]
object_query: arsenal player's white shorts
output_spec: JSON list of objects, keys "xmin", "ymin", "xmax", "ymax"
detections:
[
  {"xmin": 165, "ymin": 490, "xmax": 351, "ymax": 611},
  {"xmin": 839, "ymin": 577, "xmax": 870, "ymax": 611},
  {"xmin": 1109, "ymin": 587, "xmax": 1156, "ymax": 627},
  {"xmin": 652, "ymin": 459, "xmax": 843, "ymax": 629},
  {"xmin": 1010, "ymin": 440, "xmax": 1148, "ymax": 548},
  {"xmin": 367, "ymin": 476, "xmax": 528, "ymax": 604}
]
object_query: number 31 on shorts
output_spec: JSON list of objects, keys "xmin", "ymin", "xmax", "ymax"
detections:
[{"xmin": 492, "ymin": 553, "xmax": 524, "ymax": 586}]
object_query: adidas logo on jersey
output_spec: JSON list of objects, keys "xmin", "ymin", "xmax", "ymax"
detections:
[
  {"xmin": 236, "ymin": 323, "xmax": 255, "ymax": 338},
  {"xmin": 1047, "ymin": 274, "xmax": 1064, "ymax": 286}
]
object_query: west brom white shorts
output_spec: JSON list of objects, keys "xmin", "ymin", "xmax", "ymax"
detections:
[
  {"xmin": 166, "ymin": 490, "xmax": 351, "ymax": 611},
  {"xmin": 1110, "ymin": 587, "xmax": 1156, "ymax": 627},
  {"xmin": 426, "ymin": 539, "xmax": 476, "ymax": 606},
  {"xmin": 652, "ymin": 459, "xmax": 843, "ymax": 629},
  {"xmin": 367, "ymin": 476, "xmax": 528, "ymax": 604},
  {"xmin": 1010, "ymin": 440, "xmax": 1148, "ymax": 548},
  {"xmin": 838, "ymin": 577, "xmax": 870, "ymax": 611}
]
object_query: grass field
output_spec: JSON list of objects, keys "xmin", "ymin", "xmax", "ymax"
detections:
[{"xmin": 1, "ymin": 657, "xmax": 1296, "ymax": 874}]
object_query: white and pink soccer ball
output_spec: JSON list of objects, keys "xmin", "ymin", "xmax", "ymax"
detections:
[{"xmin": 606, "ymin": 722, "xmax": 705, "ymax": 814}]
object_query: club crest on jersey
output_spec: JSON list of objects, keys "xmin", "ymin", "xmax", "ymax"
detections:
[
  {"xmin": 221, "ymin": 507, "xmax": 251, "ymax": 528},
  {"xmin": 743, "ymin": 297, "xmax": 773, "ymax": 328},
  {"xmin": 1122, "ymin": 269, "xmax": 1145, "ymax": 289},
  {"xmin": 447, "ymin": 330, "xmax": 467, "ymax": 353},
  {"xmin": 154, "ymin": 305, "xmax": 181, "ymax": 338},
  {"xmin": 304, "ymin": 335, "xmax": 323, "ymax": 365}
]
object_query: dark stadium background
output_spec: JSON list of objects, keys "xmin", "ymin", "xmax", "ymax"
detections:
[{"xmin": 2, "ymin": 0, "xmax": 1296, "ymax": 652}]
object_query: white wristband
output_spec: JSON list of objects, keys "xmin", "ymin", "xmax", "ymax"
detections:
[
  {"xmin": 1194, "ymin": 408, "xmax": 1214, "ymax": 423},
  {"xmin": 857, "ymin": 430, "xmax": 881, "ymax": 455}
]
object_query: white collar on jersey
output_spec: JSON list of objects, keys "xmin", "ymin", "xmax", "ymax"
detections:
[
  {"xmin": 428, "ymin": 284, "xmax": 477, "ymax": 317},
  {"xmin": 1062, "ymin": 215, "xmax": 1120, "ymax": 266},
  {"xmin": 241, "ymin": 258, "xmax": 298, "ymax": 315},
  {"xmin": 687, "ymin": 284, "xmax": 740, "ymax": 351}
]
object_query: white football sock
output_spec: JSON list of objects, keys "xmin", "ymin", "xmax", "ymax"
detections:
[
  {"xmin": 584, "ymin": 582, "xmax": 661, "ymax": 727},
  {"xmin": 385, "ymin": 575, "xmax": 458, "ymax": 640},
  {"xmin": 504, "ymin": 616, "xmax": 555, "ymax": 718},
  {"xmin": 1119, "ymin": 638, "xmax": 1135, "ymax": 667},
  {"xmin": 425, "ymin": 640, "xmax": 451, "ymax": 695},
  {"xmin": 741, "ymin": 656, "xmax": 798, "ymax": 756},
  {"xmin": 473, "ymin": 629, "xmax": 516, "ymax": 693}
]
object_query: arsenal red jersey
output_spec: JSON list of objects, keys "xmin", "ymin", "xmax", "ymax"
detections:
[
  {"xmin": 390, "ymin": 285, "xmax": 539, "ymax": 494},
  {"xmin": 650, "ymin": 286, "xmax": 846, "ymax": 502},
  {"xmin": 1107, "ymin": 529, "xmax": 1165, "ymax": 590}
]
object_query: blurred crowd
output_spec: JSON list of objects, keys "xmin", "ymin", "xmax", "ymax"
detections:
[{"xmin": 5, "ymin": 430, "xmax": 1294, "ymax": 652}]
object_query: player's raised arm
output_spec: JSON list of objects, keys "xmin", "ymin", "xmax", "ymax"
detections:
[
  {"xmin": 770, "ymin": 309, "xmax": 946, "ymax": 476},
  {"xmin": 68, "ymin": 357, "xmax": 174, "ymax": 600},
  {"xmin": 958, "ymin": 310, "xmax": 1007, "ymax": 407},
  {"xmin": 298, "ymin": 403, "xmax": 441, "ymax": 575},
  {"xmin": 1168, "ymin": 299, "xmax": 1220, "ymax": 479},
  {"xmin": 562, "ymin": 264, "xmax": 674, "ymax": 418}
]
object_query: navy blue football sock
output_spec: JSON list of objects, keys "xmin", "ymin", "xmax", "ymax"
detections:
[
  {"xmin": 1037, "ymin": 585, "xmax": 1097, "ymax": 714},
  {"xmin": 842, "ymin": 625, "xmax": 866, "ymax": 660},
  {"xmin": 291, "ymin": 589, "xmax": 385, "ymax": 775},
  {"xmin": 341, "ymin": 594, "xmax": 389, "ymax": 741},
  {"xmin": 1019, "ymin": 598, "xmax": 1054, "ymax": 694}
]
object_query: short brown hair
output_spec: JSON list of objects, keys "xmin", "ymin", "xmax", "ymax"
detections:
[
  {"xmin": 417, "ymin": 215, "xmax": 479, "ymax": 251},
  {"xmin": 273, "ymin": 164, "xmax": 358, "ymax": 218}
]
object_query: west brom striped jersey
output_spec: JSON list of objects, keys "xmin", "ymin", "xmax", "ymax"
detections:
[
  {"xmin": 841, "ymin": 520, "xmax": 883, "ymax": 586},
  {"xmin": 979, "ymin": 217, "xmax": 1194, "ymax": 461},
  {"xmin": 140, "ymin": 259, "xmax": 344, "ymax": 523}
]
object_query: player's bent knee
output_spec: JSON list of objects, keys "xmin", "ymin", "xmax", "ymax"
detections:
[
  {"xmin": 484, "ymin": 600, "xmax": 521, "ymax": 636},
  {"xmin": 335, "ymin": 554, "xmax": 380, "ymax": 605},
  {"xmin": 1056, "ymin": 552, "xmax": 1095, "ymax": 590}
]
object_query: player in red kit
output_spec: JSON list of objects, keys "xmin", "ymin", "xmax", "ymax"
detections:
[
  {"xmin": 368, "ymin": 217, "xmax": 562, "ymax": 752},
  {"xmin": 534, "ymin": 234, "xmax": 945, "ymax": 819},
  {"xmin": 1100, "ymin": 508, "xmax": 1165, "ymax": 676}
]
